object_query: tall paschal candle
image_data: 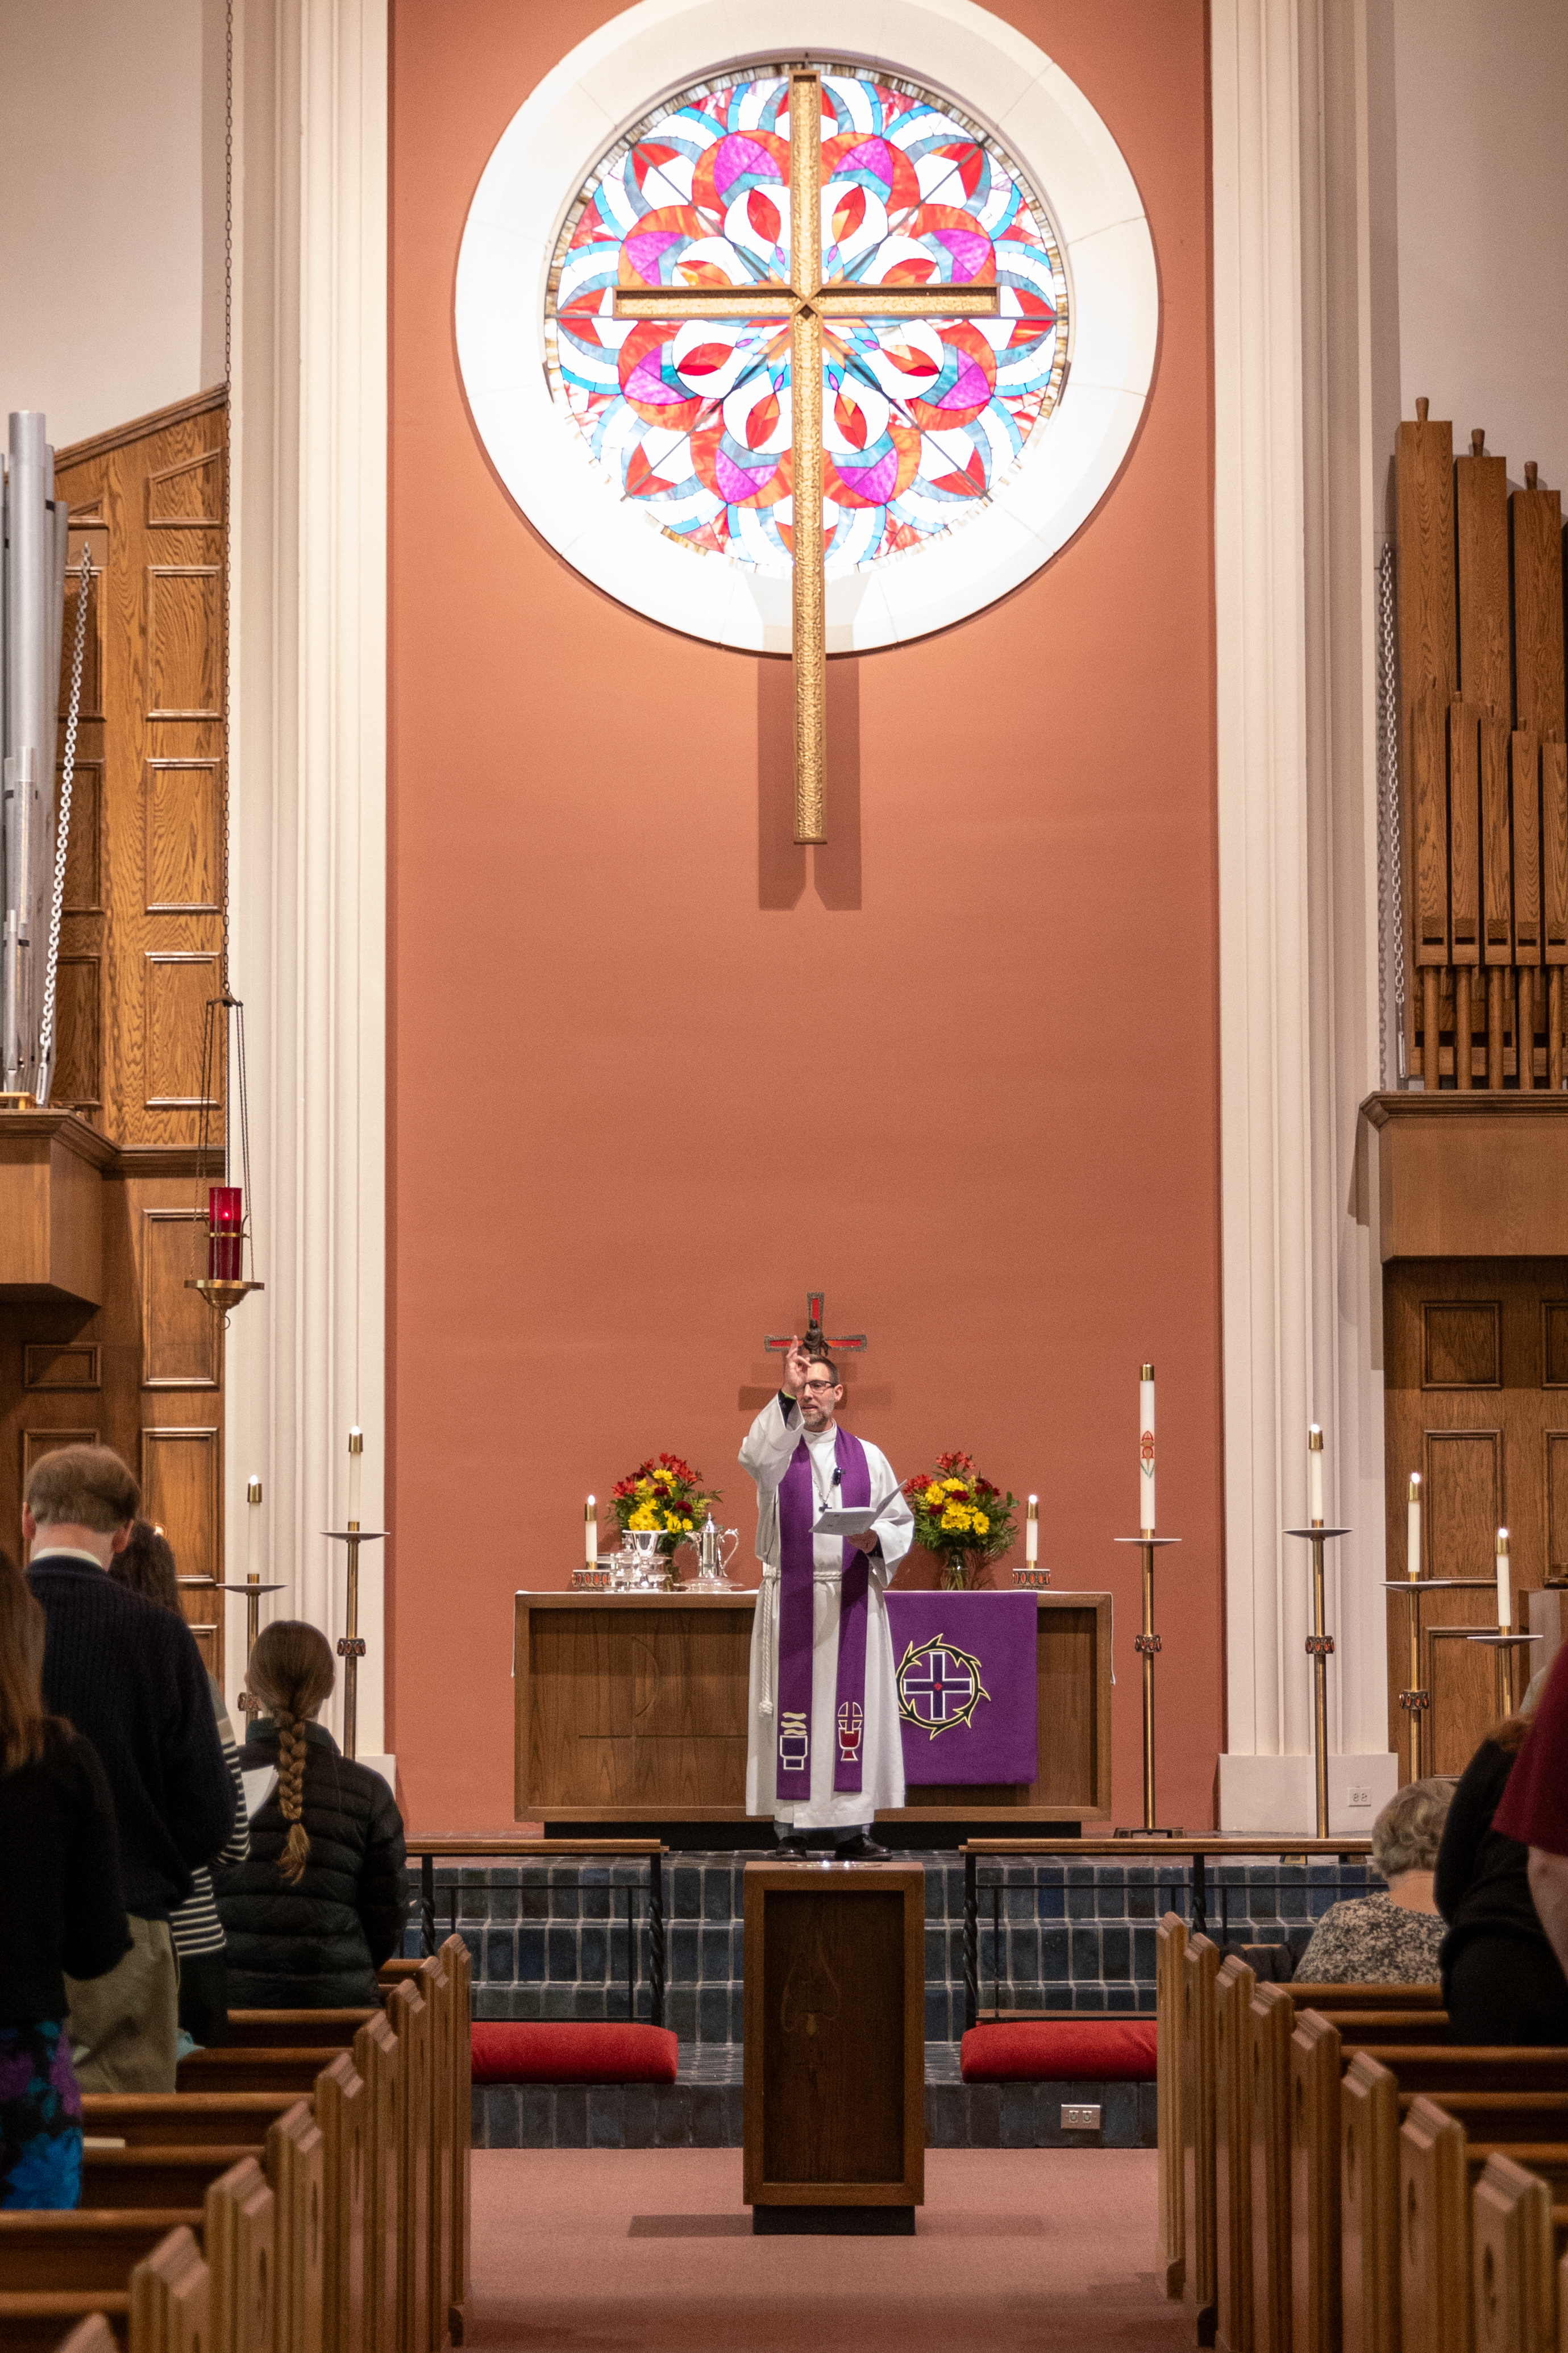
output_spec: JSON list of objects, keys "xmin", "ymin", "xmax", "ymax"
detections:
[{"xmin": 1139, "ymin": 1365, "xmax": 1155, "ymax": 1534}]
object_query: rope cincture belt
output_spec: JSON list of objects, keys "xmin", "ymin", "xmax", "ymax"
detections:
[{"xmin": 756, "ymin": 1561, "xmax": 845, "ymax": 1720}]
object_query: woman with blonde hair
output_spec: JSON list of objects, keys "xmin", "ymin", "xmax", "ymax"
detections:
[
  {"xmin": 0, "ymin": 1549, "xmax": 129, "ymax": 2206},
  {"xmin": 215, "ymin": 1620, "xmax": 408, "ymax": 2007},
  {"xmin": 1294, "ymin": 1778, "xmax": 1451, "ymax": 1982}
]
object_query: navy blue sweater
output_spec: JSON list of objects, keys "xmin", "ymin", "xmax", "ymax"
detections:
[{"xmin": 28, "ymin": 1555, "xmax": 235, "ymax": 1919}]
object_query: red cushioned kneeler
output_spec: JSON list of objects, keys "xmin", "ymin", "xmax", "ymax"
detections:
[
  {"xmin": 959, "ymin": 2018, "xmax": 1157, "ymax": 2082},
  {"xmin": 471, "ymin": 2022, "xmax": 679, "ymax": 2085}
]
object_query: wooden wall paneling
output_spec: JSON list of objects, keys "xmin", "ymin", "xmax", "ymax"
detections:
[
  {"xmin": 55, "ymin": 395, "xmax": 227, "ymax": 1151},
  {"xmin": 145, "ymin": 569, "xmax": 222, "ymax": 720},
  {"xmin": 1448, "ymin": 703, "xmax": 1480, "ymax": 994},
  {"xmin": 1423, "ymin": 1429, "xmax": 1502, "ymax": 1570},
  {"xmin": 139, "ymin": 1208, "xmax": 219, "ymax": 1387},
  {"xmin": 1425, "ymin": 1625, "xmax": 1500, "ymax": 1775},
  {"xmin": 1544, "ymin": 1433, "xmax": 1568, "ymax": 1582},
  {"xmin": 1398, "ymin": 409, "xmax": 1456, "ymax": 1081},
  {"xmin": 145, "ymin": 450, "xmax": 224, "ymax": 529},
  {"xmin": 144, "ymin": 953, "xmax": 221, "ymax": 1107},
  {"xmin": 1412, "ymin": 690, "xmax": 1450, "ymax": 966},
  {"xmin": 22, "ymin": 1427, "xmax": 102, "ymax": 1489},
  {"xmin": 144, "ymin": 762, "xmax": 221, "ymax": 912},
  {"xmin": 1512, "ymin": 733, "xmax": 1542, "ymax": 962},
  {"xmin": 1544, "ymin": 742, "xmax": 1568, "ymax": 956},
  {"xmin": 1510, "ymin": 472, "xmax": 1565, "ymax": 742},
  {"xmin": 1454, "ymin": 440, "xmax": 1510, "ymax": 718},
  {"xmin": 1480, "ymin": 717, "xmax": 1513, "ymax": 966},
  {"xmin": 1421, "ymin": 1300, "xmax": 1500, "ymax": 1388},
  {"xmin": 61, "ymin": 760, "xmax": 103, "ymax": 912},
  {"xmin": 23, "ymin": 1343, "xmax": 101, "ymax": 1389},
  {"xmin": 140, "ymin": 1425, "xmax": 220, "ymax": 1576},
  {"xmin": 52, "ymin": 956, "xmax": 103, "ymax": 1113}
]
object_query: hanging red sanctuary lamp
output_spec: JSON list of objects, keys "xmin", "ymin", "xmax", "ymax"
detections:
[{"xmin": 186, "ymin": 993, "xmax": 264, "ymax": 1317}]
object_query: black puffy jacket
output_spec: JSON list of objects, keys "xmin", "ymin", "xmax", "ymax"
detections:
[{"xmin": 215, "ymin": 1721, "xmax": 409, "ymax": 2007}]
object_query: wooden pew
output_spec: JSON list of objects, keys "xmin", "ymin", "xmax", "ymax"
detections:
[
  {"xmin": 439, "ymin": 1933, "xmax": 472, "ymax": 2347},
  {"xmin": 178, "ymin": 2047, "xmax": 351, "ymax": 2096},
  {"xmin": 268, "ymin": 2101, "xmax": 325, "ymax": 2353},
  {"xmin": 318, "ymin": 2052, "xmax": 368, "ymax": 2353},
  {"xmin": 356, "ymin": 2012, "xmax": 400, "ymax": 2353},
  {"xmin": 0, "ymin": 2157, "xmax": 267, "ymax": 2353},
  {"xmin": 386, "ymin": 1977, "xmax": 431, "ymax": 2353},
  {"xmin": 1156, "ymin": 1911, "xmax": 1187, "ymax": 2299},
  {"xmin": 84, "ymin": 2093, "xmax": 299, "ymax": 2147},
  {"xmin": 1215, "ymin": 1953, "xmax": 1255, "ymax": 2353},
  {"xmin": 226, "ymin": 2010, "xmax": 381, "ymax": 2049},
  {"xmin": 84, "ymin": 2144, "xmax": 269, "ymax": 2210},
  {"xmin": 1290, "ymin": 2012, "xmax": 1341, "ymax": 2353},
  {"xmin": 1247, "ymin": 1983, "xmax": 1293, "ymax": 2352},
  {"xmin": 57, "ymin": 2319, "xmax": 120, "ymax": 2353},
  {"xmin": 1180, "ymin": 1929, "xmax": 1220, "ymax": 2346},
  {"xmin": 420, "ymin": 1951, "xmax": 455, "ymax": 2353},
  {"xmin": 1401, "ymin": 2095, "xmax": 1568, "ymax": 2353},
  {"xmin": 130, "ymin": 2224, "xmax": 209, "ymax": 2353},
  {"xmin": 205, "ymin": 2155, "xmax": 274, "ymax": 2353},
  {"xmin": 1471, "ymin": 2152, "xmax": 1557, "ymax": 2353},
  {"xmin": 1340, "ymin": 2048, "xmax": 1399, "ymax": 2353}
]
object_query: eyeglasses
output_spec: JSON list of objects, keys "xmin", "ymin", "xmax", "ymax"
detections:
[{"xmin": 801, "ymin": 1379, "xmax": 837, "ymax": 1394}]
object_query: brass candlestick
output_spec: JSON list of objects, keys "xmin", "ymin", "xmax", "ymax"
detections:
[
  {"xmin": 1284, "ymin": 1521, "xmax": 1350, "ymax": 1836},
  {"xmin": 1381, "ymin": 1575, "xmax": 1497, "ymax": 1779},
  {"xmin": 1113, "ymin": 1532, "xmax": 1182, "ymax": 1832},
  {"xmin": 215, "ymin": 1477, "xmax": 284, "ymax": 1720},
  {"xmin": 1467, "ymin": 1632, "xmax": 1541, "ymax": 1718},
  {"xmin": 324, "ymin": 1521, "xmax": 387, "ymax": 1758}
]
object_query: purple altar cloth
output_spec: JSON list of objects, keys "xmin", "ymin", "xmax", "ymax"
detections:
[{"xmin": 885, "ymin": 1591, "xmax": 1039, "ymax": 1785}]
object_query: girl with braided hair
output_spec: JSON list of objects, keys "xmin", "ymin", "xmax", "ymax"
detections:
[{"xmin": 215, "ymin": 1621, "xmax": 409, "ymax": 2009}]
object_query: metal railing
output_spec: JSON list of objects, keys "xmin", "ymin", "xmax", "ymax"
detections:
[{"xmin": 404, "ymin": 1836, "xmax": 667, "ymax": 2028}]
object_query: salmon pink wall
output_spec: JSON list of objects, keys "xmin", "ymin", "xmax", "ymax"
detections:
[{"xmin": 388, "ymin": 0, "xmax": 1219, "ymax": 1832}]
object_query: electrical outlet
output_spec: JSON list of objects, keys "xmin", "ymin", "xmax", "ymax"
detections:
[
  {"xmin": 1348, "ymin": 1785, "xmax": 1372, "ymax": 1807},
  {"xmin": 1060, "ymin": 2103, "xmax": 1101, "ymax": 2131}
]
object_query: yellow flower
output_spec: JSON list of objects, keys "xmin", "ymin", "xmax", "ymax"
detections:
[
  {"xmin": 940, "ymin": 1505, "xmax": 971, "ymax": 1532},
  {"xmin": 943, "ymin": 1478, "xmax": 966, "ymax": 1493},
  {"xmin": 655, "ymin": 1467, "xmax": 676, "ymax": 1487},
  {"xmin": 974, "ymin": 1513, "xmax": 990, "ymax": 1537},
  {"xmin": 681, "ymin": 1518, "xmax": 693, "ymax": 1532},
  {"xmin": 664, "ymin": 1511, "xmax": 681, "ymax": 1531},
  {"xmin": 635, "ymin": 1478, "xmax": 654, "ymax": 1497},
  {"xmin": 924, "ymin": 1484, "xmax": 945, "ymax": 1508},
  {"xmin": 628, "ymin": 1504, "xmax": 658, "ymax": 1530}
]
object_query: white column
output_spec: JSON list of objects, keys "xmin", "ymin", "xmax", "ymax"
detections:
[
  {"xmin": 1212, "ymin": 0, "xmax": 1396, "ymax": 1830},
  {"xmin": 222, "ymin": 0, "xmax": 389, "ymax": 1766}
]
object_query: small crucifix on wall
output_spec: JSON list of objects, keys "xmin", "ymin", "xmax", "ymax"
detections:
[{"xmin": 764, "ymin": 1288, "xmax": 867, "ymax": 1362}]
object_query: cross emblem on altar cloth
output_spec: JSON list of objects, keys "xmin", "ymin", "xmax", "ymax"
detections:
[
  {"xmin": 901, "ymin": 1648, "xmax": 975, "ymax": 1725},
  {"xmin": 614, "ymin": 67, "xmax": 999, "ymax": 846},
  {"xmin": 764, "ymin": 1288, "xmax": 867, "ymax": 1359}
]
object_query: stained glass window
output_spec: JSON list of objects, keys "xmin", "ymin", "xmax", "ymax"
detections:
[{"xmin": 544, "ymin": 66, "xmax": 1070, "ymax": 579}]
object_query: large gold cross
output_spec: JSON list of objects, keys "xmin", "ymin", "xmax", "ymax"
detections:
[{"xmin": 615, "ymin": 68, "xmax": 999, "ymax": 843}]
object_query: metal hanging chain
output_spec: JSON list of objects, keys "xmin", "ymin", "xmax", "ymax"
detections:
[
  {"xmin": 36, "ymin": 542, "xmax": 94, "ymax": 1105},
  {"xmin": 1376, "ymin": 543, "xmax": 1407, "ymax": 1082}
]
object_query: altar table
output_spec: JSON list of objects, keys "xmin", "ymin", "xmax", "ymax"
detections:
[{"xmin": 512, "ymin": 1588, "xmax": 1113, "ymax": 1824}]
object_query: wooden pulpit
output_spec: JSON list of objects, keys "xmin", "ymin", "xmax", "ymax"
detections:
[{"xmin": 742, "ymin": 1861, "xmax": 924, "ymax": 2234}]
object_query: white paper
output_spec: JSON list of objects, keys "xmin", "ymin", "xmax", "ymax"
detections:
[
  {"xmin": 812, "ymin": 1494, "xmax": 903, "ymax": 1537},
  {"xmin": 242, "ymin": 1765, "xmax": 278, "ymax": 1817}
]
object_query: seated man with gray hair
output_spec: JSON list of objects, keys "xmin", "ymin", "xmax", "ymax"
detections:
[{"xmin": 1294, "ymin": 1779, "xmax": 1450, "ymax": 1983}]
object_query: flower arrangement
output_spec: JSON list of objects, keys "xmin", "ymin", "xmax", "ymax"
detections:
[
  {"xmin": 901, "ymin": 1451, "xmax": 1020, "ymax": 1591},
  {"xmin": 610, "ymin": 1453, "xmax": 718, "ymax": 1560}
]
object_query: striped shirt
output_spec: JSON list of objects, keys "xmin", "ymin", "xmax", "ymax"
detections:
[{"xmin": 168, "ymin": 1679, "xmax": 249, "ymax": 1957}]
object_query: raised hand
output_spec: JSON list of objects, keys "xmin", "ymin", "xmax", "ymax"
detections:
[{"xmin": 781, "ymin": 1337, "xmax": 810, "ymax": 1397}]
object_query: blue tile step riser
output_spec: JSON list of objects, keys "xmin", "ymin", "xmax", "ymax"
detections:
[
  {"xmin": 427, "ymin": 1854, "xmax": 1371, "ymax": 2043},
  {"xmin": 471, "ymin": 2076, "xmax": 1159, "ymax": 2151}
]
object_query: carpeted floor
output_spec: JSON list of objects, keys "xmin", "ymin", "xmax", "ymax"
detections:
[{"xmin": 468, "ymin": 2147, "xmax": 1189, "ymax": 2349}]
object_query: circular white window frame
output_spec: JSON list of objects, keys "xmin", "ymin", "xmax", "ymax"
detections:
[{"xmin": 455, "ymin": 0, "xmax": 1158, "ymax": 654}]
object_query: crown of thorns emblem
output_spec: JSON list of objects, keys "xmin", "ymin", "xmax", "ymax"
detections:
[{"xmin": 895, "ymin": 1633, "xmax": 991, "ymax": 1740}]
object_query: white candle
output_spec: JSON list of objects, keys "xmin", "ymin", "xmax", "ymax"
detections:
[
  {"xmin": 1308, "ymin": 1426, "xmax": 1324, "ymax": 1526},
  {"xmin": 1026, "ymin": 1496, "xmax": 1038, "ymax": 1564},
  {"xmin": 585, "ymin": 1495, "xmax": 597, "ymax": 1568},
  {"xmin": 1407, "ymin": 1474, "xmax": 1421, "ymax": 1580},
  {"xmin": 347, "ymin": 1427, "xmax": 363, "ymax": 1527},
  {"xmin": 1496, "ymin": 1528, "xmax": 1512, "ymax": 1632},
  {"xmin": 247, "ymin": 1476, "xmax": 262, "ymax": 1580},
  {"xmin": 1139, "ymin": 1364, "xmax": 1155, "ymax": 1534}
]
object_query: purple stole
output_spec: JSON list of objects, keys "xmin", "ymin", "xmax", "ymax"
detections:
[{"xmin": 775, "ymin": 1421, "xmax": 872, "ymax": 1796}]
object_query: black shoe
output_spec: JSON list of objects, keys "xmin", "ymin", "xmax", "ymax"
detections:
[
  {"xmin": 773, "ymin": 1833, "xmax": 809, "ymax": 1859},
  {"xmin": 835, "ymin": 1832, "xmax": 891, "ymax": 1861}
]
